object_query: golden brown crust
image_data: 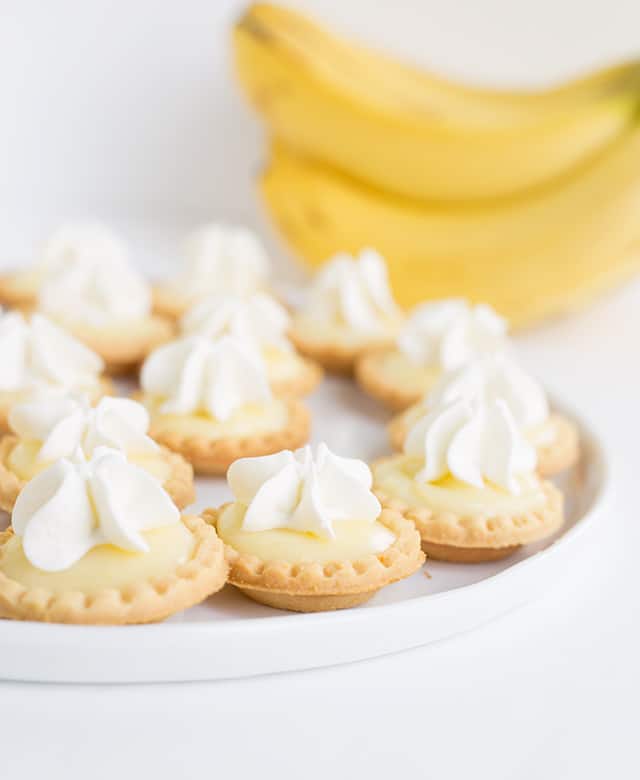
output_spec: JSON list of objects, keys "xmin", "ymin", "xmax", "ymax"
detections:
[
  {"xmin": 0, "ymin": 376, "xmax": 115, "ymax": 436},
  {"xmin": 59, "ymin": 315, "xmax": 175, "ymax": 375},
  {"xmin": 0, "ymin": 272, "xmax": 39, "ymax": 310},
  {"xmin": 0, "ymin": 436, "xmax": 196, "ymax": 512},
  {"xmin": 289, "ymin": 326, "xmax": 393, "ymax": 376},
  {"xmin": 373, "ymin": 458, "xmax": 564, "ymax": 552},
  {"xmin": 0, "ymin": 515, "xmax": 228, "ymax": 624},
  {"xmin": 420, "ymin": 541, "xmax": 519, "ymax": 563},
  {"xmin": 147, "ymin": 400, "xmax": 312, "ymax": 476},
  {"xmin": 206, "ymin": 504, "xmax": 424, "ymax": 610},
  {"xmin": 151, "ymin": 286, "xmax": 189, "ymax": 321},
  {"xmin": 270, "ymin": 355, "xmax": 323, "ymax": 398},
  {"xmin": 537, "ymin": 414, "xmax": 580, "ymax": 477},
  {"xmin": 355, "ymin": 349, "xmax": 422, "ymax": 410}
]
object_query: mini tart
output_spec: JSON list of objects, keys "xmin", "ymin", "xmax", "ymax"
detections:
[
  {"xmin": 0, "ymin": 271, "xmax": 39, "ymax": 311},
  {"xmin": 289, "ymin": 320, "xmax": 396, "ymax": 375},
  {"xmin": 0, "ymin": 436, "xmax": 195, "ymax": 513},
  {"xmin": 265, "ymin": 347, "xmax": 323, "ymax": 398},
  {"xmin": 0, "ymin": 515, "xmax": 228, "ymax": 624},
  {"xmin": 205, "ymin": 504, "xmax": 424, "ymax": 612},
  {"xmin": 55, "ymin": 316, "xmax": 175, "ymax": 376},
  {"xmin": 372, "ymin": 455, "xmax": 564, "ymax": 563},
  {"xmin": 0, "ymin": 377, "xmax": 114, "ymax": 435},
  {"xmin": 137, "ymin": 395, "xmax": 312, "ymax": 475},
  {"xmin": 388, "ymin": 407, "xmax": 580, "ymax": 477},
  {"xmin": 355, "ymin": 349, "xmax": 442, "ymax": 410},
  {"xmin": 152, "ymin": 286, "xmax": 195, "ymax": 322}
]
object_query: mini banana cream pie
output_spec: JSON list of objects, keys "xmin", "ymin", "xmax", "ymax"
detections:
[
  {"xmin": 181, "ymin": 292, "xmax": 322, "ymax": 398},
  {"xmin": 35, "ymin": 225, "xmax": 173, "ymax": 374},
  {"xmin": 138, "ymin": 334, "xmax": 311, "ymax": 475},
  {"xmin": 388, "ymin": 354, "xmax": 579, "ymax": 476},
  {"xmin": 209, "ymin": 443, "xmax": 424, "ymax": 612},
  {"xmin": 0, "ymin": 394, "xmax": 194, "ymax": 512},
  {"xmin": 0, "ymin": 448, "xmax": 227, "ymax": 624},
  {"xmin": 289, "ymin": 249, "xmax": 404, "ymax": 374},
  {"xmin": 356, "ymin": 299, "xmax": 508, "ymax": 409},
  {"xmin": 153, "ymin": 223, "xmax": 271, "ymax": 320},
  {"xmin": 0, "ymin": 310, "xmax": 112, "ymax": 433},
  {"xmin": 373, "ymin": 398, "xmax": 564, "ymax": 563},
  {"xmin": 0, "ymin": 223, "xmax": 124, "ymax": 311}
]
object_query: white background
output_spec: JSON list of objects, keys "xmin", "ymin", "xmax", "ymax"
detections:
[{"xmin": 1, "ymin": 1, "xmax": 639, "ymax": 778}]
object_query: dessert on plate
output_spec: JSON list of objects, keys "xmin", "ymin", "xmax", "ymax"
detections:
[
  {"xmin": 153, "ymin": 223, "xmax": 271, "ymax": 320},
  {"xmin": 35, "ymin": 225, "xmax": 173, "ymax": 374},
  {"xmin": 356, "ymin": 299, "xmax": 508, "ymax": 409},
  {"xmin": 0, "ymin": 394, "xmax": 194, "ymax": 512},
  {"xmin": 0, "ymin": 310, "xmax": 112, "ymax": 433},
  {"xmin": 288, "ymin": 249, "xmax": 404, "ymax": 373},
  {"xmin": 0, "ymin": 223, "xmax": 123, "ymax": 311},
  {"xmin": 0, "ymin": 447, "xmax": 227, "ymax": 624},
  {"xmin": 181, "ymin": 292, "xmax": 322, "ymax": 398},
  {"xmin": 137, "ymin": 334, "xmax": 311, "ymax": 474},
  {"xmin": 372, "ymin": 398, "xmax": 564, "ymax": 562},
  {"xmin": 388, "ymin": 354, "xmax": 580, "ymax": 476},
  {"xmin": 208, "ymin": 442, "xmax": 424, "ymax": 612}
]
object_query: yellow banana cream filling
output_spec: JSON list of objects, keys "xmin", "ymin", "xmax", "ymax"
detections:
[
  {"xmin": 6, "ymin": 440, "xmax": 172, "ymax": 483},
  {"xmin": 217, "ymin": 502, "xmax": 396, "ymax": 564},
  {"xmin": 292, "ymin": 316, "xmax": 398, "ymax": 349},
  {"xmin": 0, "ymin": 523, "xmax": 194, "ymax": 595},
  {"xmin": 143, "ymin": 398, "xmax": 290, "ymax": 440},
  {"xmin": 378, "ymin": 352, "xmax": 442, "ymax": 395},
  {"xmin": 262, "ymin": 345, "xmax": 307, "ymax": 383},
  {"xmin": 373, "ymin": 456, "xmax": 547, "ymax": 516}
]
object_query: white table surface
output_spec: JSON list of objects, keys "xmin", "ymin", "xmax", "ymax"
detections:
[{"xmin": 2, "ymin": 1, "xmax": 639, "ymax": 777}]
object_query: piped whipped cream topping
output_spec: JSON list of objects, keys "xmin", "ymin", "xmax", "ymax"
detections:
[
  {"xmin": 0, "ymin": 311, "xmax": 104, "ymax": 393},
  {"xmin": 404, "ymin": 398, "xmax": 537, "ymax": 494},
  {"xmin": 228, "ymin": 443, "xmax": 382, "ymax": 538},
  {"xmin": 303, "ymin": 249, "xmax": 401, "ymax": 334},
  {"xmin": 9, "ymin": 395, "xmax": 158, "ymax": 462},
  {"xmin": 12, "ymin": 447, "xmax": 180, "ymax": 572},
  {"xmin": 397, "ymin": 299, "xmax": 507, "ymax": 370},
  {"xmin": 426, "ymin": 354, "xmax": 549, "ymax": 430},
  {"xmin": 37, "ymin": 224, "xmax": 150, "ymax": 327},
  {"xmin": 180, "ymin": 293, "xmax": 291, "ymax": 357},
  {"xmin": 167, "ymin": 223, "xmax": 270, "ymax": 300},
  {"xmin": 141, "ymin": 335, "xmax": 272, "ymax": 421}
]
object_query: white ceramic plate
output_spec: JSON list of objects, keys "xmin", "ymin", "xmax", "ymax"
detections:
[{"xmin": 0, "ymin": 378, "xmax": 609, "ymax": 683}]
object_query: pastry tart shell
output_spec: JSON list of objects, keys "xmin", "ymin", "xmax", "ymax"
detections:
[
  {"xmin": 289, "ymin": 326, "xmax": 393, "ymax": 375},
  {"xmin": 0, "ymin": 436, "xmax": 195, "ymax": 513},
  {"xmin": 205, "ymin": 505, "xmax": 425, "ymax": 612},
  {"xmin": 373, "ymin": 458, "xmax": 564, "ymax": 563},
  {"xmin": 0, "ymin": 515, "xmax": 228, "ymax": 624},
  {"xmin": 62, "ymin": 315, "xmax": 175, "ymax": 375},
  {"xmin": 355, "ymin": 349, "xmax": 425, "ymax": 410},
  {"xmin": 271, "ymin": 355, "xmax": 323, "ymax": 399},
  {"xmin": 146, "ymin": 399, "xmax": 312, "ymax": 476},
  {"xmin": 0, "ymin": 272, "xmax": 38, "ymax": 311}
]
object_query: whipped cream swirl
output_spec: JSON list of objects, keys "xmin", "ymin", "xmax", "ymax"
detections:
[
  {"xmin": 181, "ymin": 293, "xmax": 291, "ymax": 356},
  {"xmin": 168, "ymin": 223, "xmax": 270, "ymax": 300},
  {"xmin": 141, "ymin": 335, "xmax": 272, "ymax": 421},
  {"xmin": 404, "ymin": 398, "xmax": 537, "ymax": 494},
  {"xmin": 13, "ymin": 447, "xmax": 179, "ymax": 572},
  {"xmin": 37, "ymin": 225, "xmax": 150, "ymax": 327},
  {"xmin": 397, "ymin": 299, "xmax": 507, "ymax": 369},
  {"xmin": 304, "ymin": 249, "xmax": 400, "ymax": 334},
  {"xmin": 0, "ymin": 311, "xmax": 104, "ymax": 393},
  {"xmin": 426, "ymin": 354, "xmax": 549, "ymax": 430},
  {"xmin": 228, "ymin": 443, "xmax": 382, "ymax": 538},
  {"xmin": 9, "ymin": 395, "xmax": 158, "ymax": 462}
]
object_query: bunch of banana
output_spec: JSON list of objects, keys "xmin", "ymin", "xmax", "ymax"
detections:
[{"xmin": 233, "ymin": 2, "xmax": 640, "ymax": 326}]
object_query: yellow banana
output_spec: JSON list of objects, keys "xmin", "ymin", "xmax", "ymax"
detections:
[
  {"xmin": 260, "ymin": 134, "xmax": 640, "ymax": 326},
  {"xmin": 234, "ymin": 3, "xmax": 640, "ymax": 203}
]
